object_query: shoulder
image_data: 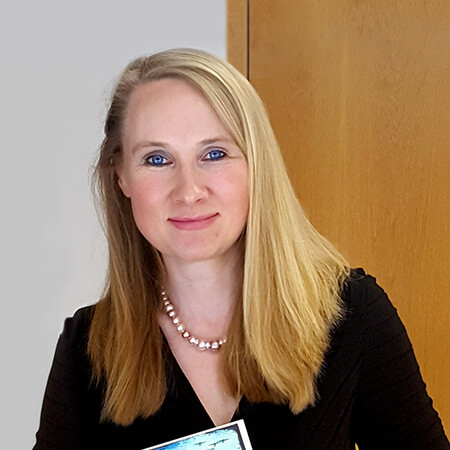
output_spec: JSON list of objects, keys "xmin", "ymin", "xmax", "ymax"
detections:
[
  {"xmin": 339, "ymin": 269, "xmax": 419, "ymax": 392},
  {"xmin": 34, "ymin": 305, "xmax": 101, "ymax": 448},
  {"xmin": 332, "ymin": 268, "xmax": 408, "ymax": 356},
  {"xmin": 59, "ymin": 304, "xmax": 96, "ymax": 356},
  {"xmin": 342, "ymin": 267, "xmax": 387, "ymax": 303},
  {"xmin": 342, "ymin": 273, "xmax": 450, "ymax": 447},
  {"xmin": 341, "ymin": 267, "xmax": 398, "ymax": 325}
]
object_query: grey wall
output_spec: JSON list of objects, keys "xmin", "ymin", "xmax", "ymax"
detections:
[{"xmin": 0, "ymin": 1, "xmax": 226, "ymax": 448}]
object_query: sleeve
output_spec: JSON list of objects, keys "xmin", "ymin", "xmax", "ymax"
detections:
[
  {"xmin": 352, "ymin": 274, "xmax": 449, "ymax": 449},
  {"xmin": 33, "ymin": 307, "xmax": 99, "ymax": 450}
]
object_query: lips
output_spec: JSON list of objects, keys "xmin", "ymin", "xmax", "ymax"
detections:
[{"xmin": 168, "ymin": 213, "xmax": 218, "ymax": 231}]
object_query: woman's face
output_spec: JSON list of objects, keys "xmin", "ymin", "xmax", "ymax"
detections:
[{"xmin": 117, "ymin": 78, "xmax": 249, "ymax": 265}]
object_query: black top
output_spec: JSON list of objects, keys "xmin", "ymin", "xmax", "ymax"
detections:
[{"xmin": 34, "ymin": 270, "xmax": 449, "ymax": 449}]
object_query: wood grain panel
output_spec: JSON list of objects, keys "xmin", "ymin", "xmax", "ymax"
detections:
[
  {"xmin": 227, "ymin": 0, "xmax": 248, "ymax": 76},
  {"xmin": 245, "ymin": 0, "xmax": 450, "ymax": 433}
]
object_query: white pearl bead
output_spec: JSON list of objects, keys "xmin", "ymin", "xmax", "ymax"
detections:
[{"xmin": 162, "ymin": 291, "xmax": 226, "ymax": 352}]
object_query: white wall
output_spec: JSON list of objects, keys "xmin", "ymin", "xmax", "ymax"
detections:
[{"xmin": 0, "ymin": 1, "xmax": 226, "ymax": 448}]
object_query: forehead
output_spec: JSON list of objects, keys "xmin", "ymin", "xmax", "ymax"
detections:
[
  {"xmin": 122, "ymin": 78, "xmax": 229, "ymax": 141},
  {"xmin": 129, "ymin": 77, "xmax": 200, "ymax": 106}
]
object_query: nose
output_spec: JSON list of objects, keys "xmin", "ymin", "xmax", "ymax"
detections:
[{"xmin": 172, "ymin": 165, "xmax": 208, "ymax": 205}]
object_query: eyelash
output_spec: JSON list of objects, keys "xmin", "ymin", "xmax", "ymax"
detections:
[
  {"xmin": 204, "ymin": 149, "xmax": 226, "ymax": 161},
  {"xmin": 144, "ymin": 154, "xmax": 170, "ymax": 167},
  {"xmin": 143, "ymin": 149, "xmax": 226, "ymax": 166}
]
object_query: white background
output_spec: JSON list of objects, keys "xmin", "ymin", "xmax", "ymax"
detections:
[{"xmin": 0, "ymin": 1, "xmax": 226, "ymax": 448}]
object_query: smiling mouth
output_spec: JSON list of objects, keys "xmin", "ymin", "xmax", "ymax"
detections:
[{"xmin": 168, "ymin": 213, "xmax": 218, "ymax": 230}]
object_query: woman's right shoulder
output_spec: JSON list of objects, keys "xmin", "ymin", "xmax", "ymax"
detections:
[{"xmin": 59, "ymin": 304, "xmax": 96, "ymax": 354}]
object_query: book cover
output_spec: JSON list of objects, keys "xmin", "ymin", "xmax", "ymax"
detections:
[{"xmin": 143, "ymin": 419, "xmax": 253, "ymax": 449}]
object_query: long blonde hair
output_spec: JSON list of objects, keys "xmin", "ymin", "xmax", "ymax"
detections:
[{"xmin": 89, "ymin": 48, "xmax": 349, "ymax": 425}]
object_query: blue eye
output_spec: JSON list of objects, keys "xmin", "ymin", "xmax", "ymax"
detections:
[
  {"xmin": 205, "ymin": 149, "xmax": 225, "ymax": 161},
  {"xmin": 145, "ymin": 154, "xmax": 169, "ymax": 166}
]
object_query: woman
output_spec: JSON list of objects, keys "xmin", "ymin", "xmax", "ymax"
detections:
[{"xmin": 34, "ymin": 49, "xmax": 449, "ymax": 449}]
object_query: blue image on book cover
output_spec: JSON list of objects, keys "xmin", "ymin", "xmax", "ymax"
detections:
[{"xmin": 156, "ymin": 423, "xmax": 246, "ymax": 449}]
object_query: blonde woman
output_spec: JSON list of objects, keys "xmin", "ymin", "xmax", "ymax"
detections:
[{"xmin": 34, "ymin": 49, "xmax": 449, "ymax": 449}]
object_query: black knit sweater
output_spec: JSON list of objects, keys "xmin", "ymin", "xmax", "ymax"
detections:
[{"xmin": 34, "ymin": 270, "xmax": 449, "ymax": 449}]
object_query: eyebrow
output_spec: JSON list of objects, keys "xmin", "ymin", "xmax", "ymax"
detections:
[
  {"xmin": 131, "ymin": 137, "xmax": 236, "ymax": 155},
  {"xmin": 131, "ymin": 141, "xmax": 168, "ymax": 155},
  {"xmin": 199, "ymin": 137, "xmax": 236, "ymax": 146}
]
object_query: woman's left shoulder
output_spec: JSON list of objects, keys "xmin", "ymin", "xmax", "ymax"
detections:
[
  {"xmin": 340, "ymin": 271, "xmax": 450, "ymax": 448},
  {"xmin": 341, "ymin": 267, "xmax": 386, "ymax": 299},
  {"xmin": 340, "ymin": 267, "xmax": 398, "ymax": 322}
]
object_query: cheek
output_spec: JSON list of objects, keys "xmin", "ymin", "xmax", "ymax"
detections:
[
  {"xmin": 128, "ymin": 177, "xmax": 162, "ymax": 203},
  {"xmin": 127, "ymin": 180, "xmax": 164, "ymax": 226},
  {"xmin": 222, "ymin": 169, "xmax": 249, "ymax": 219},
  {"xmin": 238, "ymin": 189, "xmax": 250, "ymax": 225}
]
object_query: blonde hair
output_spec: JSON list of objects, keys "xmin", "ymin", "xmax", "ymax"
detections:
[{"xmin": 89, "ymin": 48, "xmax": 349, "ymax": 425}]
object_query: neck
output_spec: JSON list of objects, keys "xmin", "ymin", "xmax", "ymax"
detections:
[{"xmin": 161, "ymin": 249, "xmax": 243, "ymax": 336}]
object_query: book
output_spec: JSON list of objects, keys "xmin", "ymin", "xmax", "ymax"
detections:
[{"xmin": 143, "ymin": 419, "xmax": 253, "ymax": 449}]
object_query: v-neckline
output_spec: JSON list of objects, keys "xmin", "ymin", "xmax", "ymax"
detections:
[{"xmin": 162, "ymin": 336, "xmax": 245, "ymax": 428}]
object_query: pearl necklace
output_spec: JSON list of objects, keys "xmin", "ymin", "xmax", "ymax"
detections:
[{"xmin": 162, "ymin": 291, "xmax": 227, "ymax": 351}]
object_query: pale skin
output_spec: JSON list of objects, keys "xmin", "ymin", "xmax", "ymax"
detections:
[
  {"xmin": 117, "ymin": 79, "xmax": 249, "ymax": 426},
  {"xmin": 158, "ymin": 256, "xmax": 243, "ymax": 426}
]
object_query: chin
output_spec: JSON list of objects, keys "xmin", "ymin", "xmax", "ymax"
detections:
[
  {"xmin": 172, "ymin": 251, "xmax": 221, "ymax": 264},
  {"xmin": 162, "ymin": 243, "xmax": 239, "ymax": 265}
]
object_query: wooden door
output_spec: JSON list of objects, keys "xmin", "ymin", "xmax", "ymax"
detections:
[{"xmin": 228, "ymin": 0, "xmax": 449, "ymax": 434}]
